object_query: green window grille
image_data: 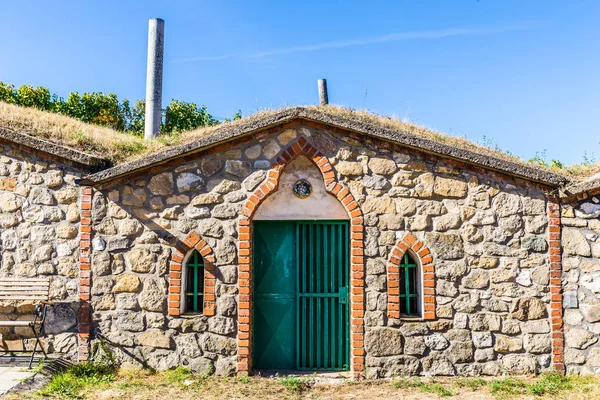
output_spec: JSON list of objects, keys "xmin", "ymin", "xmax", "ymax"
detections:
[
  {"xmin": 399, "ymin": 252, "xmax": 420, "ymax": 317},
  {"xmin": 185, "ymin": 250, "xmax": 204, "ymax": 314}
]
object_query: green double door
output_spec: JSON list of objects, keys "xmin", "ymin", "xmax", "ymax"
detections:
[{"xmin": 253, "ymin": 220, "xmax": 350, "ymax": 371}]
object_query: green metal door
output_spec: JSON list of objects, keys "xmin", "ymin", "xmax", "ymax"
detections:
[
  {"xmin": 296, "ymin": 221, "xmax": 349, "ymax": 370},
  {"xmin": 253, "ymin": 220, "xmax": 349, "ymax": 371},
  {"xmin": 253, "ymin": 221, "xmax": 297, "ymax": 370}
]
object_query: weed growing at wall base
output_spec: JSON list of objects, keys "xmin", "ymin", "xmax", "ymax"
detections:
[
  {"xmin": 278, "ymin": 375, "xmax": 311, "ymax": 393},
  {"xmin": 37, "ymin": 361, "xmax": 116, "ymax": 398}
]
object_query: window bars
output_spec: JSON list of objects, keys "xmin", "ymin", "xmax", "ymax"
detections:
[{"xmin": 185, "ymin": 250, "xmax": 204, "ymax": 314}]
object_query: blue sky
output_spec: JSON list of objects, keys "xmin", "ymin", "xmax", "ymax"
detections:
[{"xmin": 1, "ymin": 1, "xmax": 599, "ymax": 165}]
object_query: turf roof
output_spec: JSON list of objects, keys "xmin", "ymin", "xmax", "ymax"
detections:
[{"xmin": 0, "ymin": 101, "xmax": 595, "ymax": 189}]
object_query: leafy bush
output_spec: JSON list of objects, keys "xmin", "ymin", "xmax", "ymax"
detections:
[
  {"xmin": 15, "ymin": 85, "xmax": 54, "ymax": 110},
  {"xmin": 128, "ymin": 100, "xmax": 146, "ymax": 136},
  {"xmin": 0, "ymin": 82, "xmax": 18, "ymax": 104},
  {"xmin": 0, "ymin": 80, "xmax": 235, "ymax": 136},
  {"xmin": 164, "ymin": 100, "xmax": 217, "ymax": 133}
]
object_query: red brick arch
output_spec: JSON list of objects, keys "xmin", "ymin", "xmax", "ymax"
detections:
[
  {"xmin": 168, "ymin": 231, "xmax": 216, "ymax": 317},
  {"xmin": 387, "ymin": 233, "xmax": 436, "ymax": 320},
  {"xmin": 237, "ymin": 136, "xmax": 365, "ymax": 377}
]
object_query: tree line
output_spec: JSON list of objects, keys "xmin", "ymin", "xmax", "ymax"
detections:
[{"xmin": 0, "ymin": 81, "xmax": 241, "ymax": 136}]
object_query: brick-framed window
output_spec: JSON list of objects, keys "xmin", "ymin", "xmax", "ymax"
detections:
[
  {"xmin": 237, "ymin": 135, "xmax": 366, "ymax": 378},
  {"xmin": 168, "ymin": 231, "xmax": 216, "ymax": 317},
  {"xmin": 387, "ymin": 233, "xmax": 435, "ymax": 320},
  {"xmin": 397, "ymin": 252, "xmax": 421, "ymax": 317},
  {"xmin": 182, "ymin": 249, "xmax": 205, "ymax": 314}
]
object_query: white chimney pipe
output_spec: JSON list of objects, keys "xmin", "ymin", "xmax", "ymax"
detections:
[{"xmin": 144, "ymin": 18, "xmax": 165, "ymax": 140}]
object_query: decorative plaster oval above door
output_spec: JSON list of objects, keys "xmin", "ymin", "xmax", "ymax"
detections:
[{"xmin": 253, "ymin": 155, "xmax": 348, "ymax": 220}]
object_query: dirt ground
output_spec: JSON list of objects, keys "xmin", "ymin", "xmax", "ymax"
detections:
[{"xmin": 5, "ymin": 368, "xmax": 600, "ymax": 400}]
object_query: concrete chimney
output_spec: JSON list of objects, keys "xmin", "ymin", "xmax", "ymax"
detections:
[
  {"xmin": 318, "ymin": 79, "xmax": 329, "ymax": 106},
  {"xmin": 144, "ymin": 18, "xmax": 165, "ymax": 140}
]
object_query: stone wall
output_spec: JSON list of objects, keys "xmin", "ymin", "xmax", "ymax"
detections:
[
  {"xmin": 328, "ymin": 132, "xmax": 554, "ymax": 378},
  {"xmin": 561, "ymin": 196, "xmax": 600, "ymax": 374},
  {"xmin": 0, "ymin": 142, "xmax": 80, "ymax": 357},
  {"xmin": 89, "ymin": 121, "xmax": 555, "ymax": 376}
]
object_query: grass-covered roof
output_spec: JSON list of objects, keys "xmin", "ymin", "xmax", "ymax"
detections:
[{"xmin": 1, "ymin": 101, "xmax": 597, "ymax": 187}]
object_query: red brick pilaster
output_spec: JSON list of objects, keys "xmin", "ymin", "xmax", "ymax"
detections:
[
  {"xmin": 237, "ymin": 137, "xmax": 365, "ymax": 377},
  {"xmin": 387, "ymin": 233, "xmax": 436, "ymax": 320},
  {"xmin": 548, "ymin": 196, "xmax": 565, "ymax": 373},
  {"xmin": 168, "ymin": 231, "xmax": 216, "ymax": 317},
  {"xmin": 78, "ymin": 187, "xmax": 93, "ymax": 361},
  {"xmin": 237, "ymin": 218, "xmax": 253, "ymax": 374}
]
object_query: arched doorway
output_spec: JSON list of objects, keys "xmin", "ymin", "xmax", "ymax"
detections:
[
  {"xmin": 237, "ymin": 137, "xmax": 366, "ymax": 377},
  {"xmin": 252, "ymin": 155, "xmax": 350, "ymax": 371}
]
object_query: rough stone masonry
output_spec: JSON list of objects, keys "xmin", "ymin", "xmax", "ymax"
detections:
[
  {"xmin": 0, "ymin": 108, "xmax": 599, "ymax": 377},
  {"xmin": 0, "ymin": 143, "xmax": 80, "ymax": 355}
]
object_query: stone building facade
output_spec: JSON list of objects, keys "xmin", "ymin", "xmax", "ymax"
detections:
[
  {"xmin": 0, "ymin": 140, "xmax": 89, "ymax": 356},
  {"xmin": 0, "ymin": 107, "xmax": 599, "ymax": 377},
  {"xmin": 560, "ymin": 193, "xmax": 600, "ymax": 374}
]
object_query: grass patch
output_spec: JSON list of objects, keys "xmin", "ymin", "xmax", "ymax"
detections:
[
  {"xmin": 393, "ymin": 377, "xmax": 453, "ymax": 397},
  {"xmin": 112, "ymin": 369, "xmax": 155, "ymax": 391},
  {"xmin": 454, "ymin": 377, "xmax": 487, "ymax": 391},
  {"xmin": 391, "ymin": 377, "xmax": 423, "ymax": 389},
  {"xmin": 5, "ymin": 367, "xmax": 600, "ymax": 400},
  {"xmin": 163, "ymin": 366, "xmax": 193, "ymax": 385},
  {"xmin": 419, "ymin": 382, "xmax": 453, "ymax": 397},
  {"xmin": 491, "ymin": 373, "xmax": 594, "ymax": 398},
  {"xmin": 526, "ymin": 372, "xmax": 571, "ymax": 396},
  {"xmin": 161, "ymin": 365, "xmax": 215, "ymax": 390},
  {"xmin": 278, "ymin": 375, "xmax": 310, "ymax": 393},
  {"xmin": 115, "ymin": 379, "xmax": 150, "ymax": 390},
  {"xmin": 490, "ymin": 377, "xmax": 527, "ymax": 397},
  {"xmin": 37, "ymin": 361, "xmax": 116, "ymax": 399}
]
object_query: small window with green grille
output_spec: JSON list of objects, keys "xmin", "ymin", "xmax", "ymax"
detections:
[
  {"xmin": 184, "ymin": 250, "xmax": 204, "ymax": 314},
  {"xmin": 399, "ymin": 252, "xmax": 421, "ymax": 317}
]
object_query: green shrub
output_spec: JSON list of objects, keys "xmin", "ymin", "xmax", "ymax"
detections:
[
  {"xmin": 0, "ymin": 82, "xmax": 17, "ymax": 104},
  {"xmin": 163, "ymin": 99, "xmax": 217, "ymax": 133},
  {"xmin": 16, "ymin": 85, "xmax": 53, "ymax": 110}
]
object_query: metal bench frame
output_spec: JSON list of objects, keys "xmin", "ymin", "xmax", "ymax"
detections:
[{"xmin": 0, "ymin": 278, "xmax": 51, "ymax": 368}]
